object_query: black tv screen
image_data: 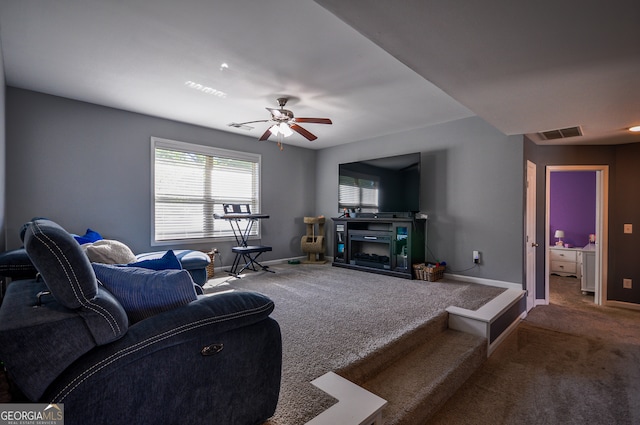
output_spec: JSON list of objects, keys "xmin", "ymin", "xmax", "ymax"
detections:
[{"xmin": 339, "ymin": 152, "xmax": 421, "ymax": 214}]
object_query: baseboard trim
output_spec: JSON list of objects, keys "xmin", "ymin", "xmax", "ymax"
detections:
[
  {"xmin": 604, "ymin": 299, "xmax": 640, "ymax": 311},
  {"xmin": 215, "ymin": 260, "xmax": 525, "ymax": 294},
  {"xmin": 486, "ymin": 310, "xmax": 526, "ymax": 355},
  {"xmin": 447, "ymin": 288, "xmax": 526, "ymax": 356},
  {"xmin": 214, "ymin": 256, "xmax": 306, "ymax": 272},
  {"xmin": 307, "ymin": 372, "xmax": 387, "ymax": 425},
  {"xmin": 445, "ymin": 273, "xmax": 522, "ymax": 291}
]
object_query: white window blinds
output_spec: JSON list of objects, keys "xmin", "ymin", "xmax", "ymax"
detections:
[
  {"xmin": 152, "ymin": 137, "xmax": 261, "ymax": 243},
  {"xmin": 338, "ymin": 174, "xmax": 379, "ymax": 211}
]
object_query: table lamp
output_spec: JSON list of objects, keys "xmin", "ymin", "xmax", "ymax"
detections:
[{"xmin": 554, "ymin": 230, "xmax": 565, "ymax": 246}]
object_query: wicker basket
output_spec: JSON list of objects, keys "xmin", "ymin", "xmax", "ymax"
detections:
[
  {"xmin": 413, "ymin": 263, "xmax": 445, "ymax": 282},
  {"xmin": 205, "ymin": 250, "xmax": 216, "ymax": 278}
]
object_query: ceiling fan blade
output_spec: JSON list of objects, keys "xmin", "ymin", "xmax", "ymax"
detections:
[
  {"xmin": 228, "ymin": 119, "xmax": 271, "ymax": 130},
  {"xmin": 259, "ymin": 128, "xmax": 272, "ymax": 141},
  {"xmin": 234, "ymin": 119, "xmax": 270, "ymax": 126},
  {"xmin": 293, "ymin": 117, "xmax": 332, "ymax": 125},
  {"xmin": 228, "ymin": 122, "xmax": 254, "ymax": 130},
  {"xmin": 290, "ymin": 124, "xmax": 317, "ymax": 141}
]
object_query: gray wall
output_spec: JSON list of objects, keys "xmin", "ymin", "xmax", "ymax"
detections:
[
  {"xmin": 612, "ymin": 143, "xmax": 640, "ymax": 303},
  {"xmin": 525, "ymin": 139, "xmax": 640, "ymax": 305},
  {"xmin": 0, "ymin": 42, "xmax": 6, "ymax": 251},
  {"xmin": 6, "ymin": 87, "xmax": 525, "ymax": 285},
  {"xmin": 5, "ymin": 88, "xmax": 316, "ymax": 267},
  {"xmin": 317, "ymin": 116, "xmax": 525, "ymax": 284}
]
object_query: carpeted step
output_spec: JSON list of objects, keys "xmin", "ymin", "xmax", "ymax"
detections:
[
  {"xmin": 358, "ymin": 328, "xmax": 487, "ymax": 425},
  {"xmin": 338, "ymin": 312, "xmax": 450, "ymax": 385}
]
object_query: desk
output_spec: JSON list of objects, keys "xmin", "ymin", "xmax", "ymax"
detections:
[{"xmin": 216, "ymin": 213, "xmax": 273, "ymax": 276}]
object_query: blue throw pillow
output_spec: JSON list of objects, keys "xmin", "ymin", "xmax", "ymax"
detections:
[
  {"xmin": 73, "ymin": 228, "xmax": 103, "ymax": 245},
  {"xmin": 126, "ymin": 250, "xmax": 182, "ymax": 271},
  {"xmin": 92, "ymin": 263, "xmax": 198, "ymax": 323}
]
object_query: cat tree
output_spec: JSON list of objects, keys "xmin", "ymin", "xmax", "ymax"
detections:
[{"xmin": 300, "ymin": 216, "xmax": 326, "ymax": 264}]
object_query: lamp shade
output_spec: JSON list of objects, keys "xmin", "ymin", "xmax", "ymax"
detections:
[
  {"xmin": 554, "ymin": 230, "xmax": 565, "ymax": 238},
  {"xmin": 279, "ymin": 123, "xmax": 293, "ymax": 137}
]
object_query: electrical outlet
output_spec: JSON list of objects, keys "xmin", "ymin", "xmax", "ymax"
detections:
[
  {"xmin": 623, "ymin": 278, "xmax": 632, "ymax": 289},
  {"xmin": 473, "ymin": 250, "xmax": 480, "ymax": 264}
]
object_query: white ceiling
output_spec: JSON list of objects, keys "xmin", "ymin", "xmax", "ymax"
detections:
[{"xmin": 1, "ymin": 0, "xmax": 639, "ymax": 149}]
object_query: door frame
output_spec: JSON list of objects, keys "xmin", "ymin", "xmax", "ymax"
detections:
[
  {"xmin": 544, "ymin": 165, "xmax": 608, "ymax": 305},
  {"xmin": 525, "ymin": 160, "xmax": 536, "ymax": 311}
]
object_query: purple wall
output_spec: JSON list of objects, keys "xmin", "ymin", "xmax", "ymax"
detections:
[{"xmin": 549, "ymin": 171, "xmax": 596, "ymax": 248}]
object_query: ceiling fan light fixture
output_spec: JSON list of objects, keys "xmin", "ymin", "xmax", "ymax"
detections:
[
  {"xmin": 234, "ymin": 97, "xmax": 332, "ymax": 147},
  {"xmin": 280, "ymin": 122, "xmax": 293, "ymax": 137}
]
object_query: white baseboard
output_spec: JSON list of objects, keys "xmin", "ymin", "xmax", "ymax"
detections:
[
  {"xmin": 306, "ymin": 372, "xmax": 387, "ymax": 425},
  {"xmin": 214, "ymin": 256, "xmax": 306, "ymax": 272},
  {"xmin": 444, "ymin": 273, "xmax": 522, "ymax": 291}
]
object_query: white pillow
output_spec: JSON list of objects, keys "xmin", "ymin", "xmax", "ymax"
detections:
[{"xmin": 82, "ymin": 239, "xmax": 137, "ymax": 264}]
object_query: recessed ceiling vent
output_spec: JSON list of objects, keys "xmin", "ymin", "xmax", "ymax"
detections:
[{"xmin": 539, "ymin": 126, "xmax": 583, "ymax": 140}]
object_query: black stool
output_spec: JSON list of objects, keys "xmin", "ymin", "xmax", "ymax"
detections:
[{"xmin": 230, "ymin": 245, "xmax": 274, "ymax": 276}]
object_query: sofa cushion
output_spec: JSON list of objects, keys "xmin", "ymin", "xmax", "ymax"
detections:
[
  {"xmin": 135, "ymin": 250, "xmax": 210, "ymax": 285},
  {"xmin": 23, "ymin": 219, "xmax": 99, "ymax": 309},
  {"xmin": 0, "ymin": 248, "xmax": 38, "ymax": 279},
  {"xmin": 135, "ymin": 250, "xmax": 209, "ymax": 269},
  {"xmin": 126, "ymin": 249, "xmax": 182, "ymax": 271},
  {"xmin": 82, "ymin": 239, "xmax": 137, "ymax": 264},
  {"xmin": 93, "ymin": 263, "xmax": 198, "ymax": 323}
]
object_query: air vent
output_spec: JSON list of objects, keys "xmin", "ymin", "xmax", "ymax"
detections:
[{"xmin": 539, "ymin": 126, "xmax": 583, "ymax": 140}]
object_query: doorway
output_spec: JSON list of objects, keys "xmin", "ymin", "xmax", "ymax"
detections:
[{"xmin": 545, "ymin": 165, "xmax": 608, "ymax": 305}]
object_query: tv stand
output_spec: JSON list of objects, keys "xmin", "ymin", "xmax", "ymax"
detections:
[{"xmin": 332, "ymin": 217, "xmax": 425, "ymax": 279}]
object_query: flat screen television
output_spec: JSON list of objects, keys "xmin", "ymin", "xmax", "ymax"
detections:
[{"xmin": 339, "ymin": 152, "xmax": 421, "ymax": 215}]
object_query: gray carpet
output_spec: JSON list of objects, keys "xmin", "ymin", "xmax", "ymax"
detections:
[
  {"xmin": 204, "ymin": 263, "xmax": 505, "ymax": 425},
  {"xmin": 427, "ymin": 275, "xmax": 640, "ymax": 425}
]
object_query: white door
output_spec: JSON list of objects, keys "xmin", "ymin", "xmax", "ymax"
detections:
[{"xmin": 525, "ymin": 160, "xmax": 537, "ymax": 311}]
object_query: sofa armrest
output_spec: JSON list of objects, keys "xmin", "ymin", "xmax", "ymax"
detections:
[
  {"xmin": 45, "ymin": 290, "xmax": 279, "ymax": 402},
  {"xmin": 124, "ymin": 289, "xmax": 275, "ymax": 342},
  {"xmin": 0, "ymin": 279, "xmax": 128, "ymax": 401}
]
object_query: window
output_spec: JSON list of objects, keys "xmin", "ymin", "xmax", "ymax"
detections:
[
  {"xmin": 151, "ymin": 137, "xmax": 261, "ymax": 244},
  {"xmin": 338, "ymin": 173, "xmax": 379, "ymax": 212}
]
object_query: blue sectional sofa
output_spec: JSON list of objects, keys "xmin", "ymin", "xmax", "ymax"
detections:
[
  {"xmin": 0, "ymin": 219, "xmax": 282, "ymax": 425},
  {"xmin": 0, "ymin": 229, "xmax": 212, "ymax": 288}
]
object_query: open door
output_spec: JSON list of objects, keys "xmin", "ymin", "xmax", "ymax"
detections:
[
  {"xmin": 525, "ymin": 160, "xmax": 537, "ymax": 311},
  {"xmin": 545, "ymin": 165, "xmax": 608, "ymax": 306}
]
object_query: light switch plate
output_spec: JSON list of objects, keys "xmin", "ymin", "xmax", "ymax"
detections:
[
  {"xmin": 623, "ymin": 278, "xmax": 632, "ymax": 289},
  {"xmin": 624, "ymin": 223, "xmax": 633, "ymax": 234}
]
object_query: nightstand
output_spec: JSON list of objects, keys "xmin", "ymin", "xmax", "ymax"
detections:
[{"xmin": 549, "ymin": 247, "xmax": 581, "ymax": 279}]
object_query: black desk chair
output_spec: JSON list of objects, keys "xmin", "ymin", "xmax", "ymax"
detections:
[{"xmin": 221, "ymin": 204, "xmax": 274, "ymax": 277}]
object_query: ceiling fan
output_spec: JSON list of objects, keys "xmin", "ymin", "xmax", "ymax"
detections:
[{"xmin": 229, "ymin": 97, "xmax": 332, "ymax": 149}]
